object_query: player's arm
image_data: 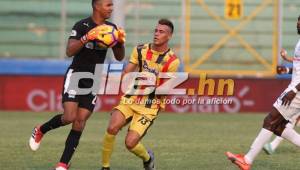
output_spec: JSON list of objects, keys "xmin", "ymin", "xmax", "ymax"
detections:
[
  {"xmin": 112, "ymin": 28, "xmax": 126, "ymax": 61},
  {"xmin": 122, "ymin": 45, "xmax": 138, "ymax": 77},
  {"xmin": 282, "ymin": 83, "xmax": 300, "ymax": 106},
  {"xmin": 277, "ymin": 48, "xmax": 293, "ymax": 75},
  {"xmin": 281, "ymin": 61, "xmax": 300, "ymax": 106},
  {"xmin": 280, "ymin": 48, "xmax": 293, "ymax": 63},
  {"xmin": 66, "ymin": 22, "xmax": 86, "ymax": 57},
  {"xmin": 66, "ymin": 24, "xmax": 107, "ymax": 57},
  {"xmin": 122, "ymin": 63, "xmax": 138, "ymax": 75},
  {"xmin": 121, "ymin": 46, "xmax": 139, "ymax": 79},
  {"xmin": 112, "ymin": 43, "xmax": 125, "ymax": 61},
  {"xmin": 66, "ymin": 39, "xmax": 85, "ymax": 57}
]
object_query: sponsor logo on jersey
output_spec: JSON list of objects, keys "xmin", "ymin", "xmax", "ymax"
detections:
[
  {"xmin": 70, "ymin": 30, "xmax": 77, "ymax": 37},
  {"xmin": 143, "ymin": 61, "xmax": 159, "ymax": 75},
  {"xmin": 83, "ymin": 22, "xmax": 89, "ymax": 27}
]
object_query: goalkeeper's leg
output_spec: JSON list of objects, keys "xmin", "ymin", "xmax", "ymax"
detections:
[
  {"xmin": 29, "ymin": 102, "xmax": 78, "ymax": 151},
  {"xmin": 56, "ymin": 107, "xmax": 92, "ymax": 169}
]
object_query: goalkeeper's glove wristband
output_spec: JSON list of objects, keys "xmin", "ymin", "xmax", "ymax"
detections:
[{"xmin": 80, "ymin": 35, "xmax": 88, "ymax": 44}]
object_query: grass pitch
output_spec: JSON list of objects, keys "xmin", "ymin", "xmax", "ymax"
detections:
[{"xmin": 1, "ymin": 111, "xmax": 300, "ymax": 170}]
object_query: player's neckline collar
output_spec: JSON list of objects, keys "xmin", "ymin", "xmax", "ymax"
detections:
[
  {"xmin": 89, "ymin": 16, "xmax": 106, "ymax": 26},
  {"xmin": 149, "ymin": 43, "xmax": 170, "ymax": 55}
]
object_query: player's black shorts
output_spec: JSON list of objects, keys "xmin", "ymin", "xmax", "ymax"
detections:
[{"xmin": 62, "ymin": 68, "xmax": 97, "ymax": 112}]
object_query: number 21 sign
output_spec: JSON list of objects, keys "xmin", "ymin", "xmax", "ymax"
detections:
[{"xmin": 225, "ymin": 0, "xmax": 243, "ymax": 20}]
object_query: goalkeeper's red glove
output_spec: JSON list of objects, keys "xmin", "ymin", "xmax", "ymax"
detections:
[{"xmin": 80, "ymin": 26, "xmax": 104, "ymax": 44}]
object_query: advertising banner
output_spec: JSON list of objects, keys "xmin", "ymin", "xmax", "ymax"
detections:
[{"xmin": 0, "ymin": 76, "xmax": 289, "ymax": 113}]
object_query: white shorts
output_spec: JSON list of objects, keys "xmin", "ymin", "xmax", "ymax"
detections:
[{"xmin": 273, "ymin": 88, "xmax": 300, "ymax": 121}]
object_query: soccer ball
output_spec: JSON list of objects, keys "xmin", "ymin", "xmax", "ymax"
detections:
[{"xmin": 96, "ymin": 24, "xmax": 118, "ymax": 48}]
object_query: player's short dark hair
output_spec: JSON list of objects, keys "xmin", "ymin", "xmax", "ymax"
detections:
[
  {"xmin": 298, "ymin": 15, "xmax": 300, "ymax": 20},
  {"xmin": 158, "ymin": 19, "xmax": 174, "ymax": 33},
  {"xmin": 92, "ymin": 0, "xmax": 101, "ymax": 8}
]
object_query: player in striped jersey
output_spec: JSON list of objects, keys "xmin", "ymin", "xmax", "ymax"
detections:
[{"xmin": 100, "ymin": 19, "xmax": 180, "ymax": 170}]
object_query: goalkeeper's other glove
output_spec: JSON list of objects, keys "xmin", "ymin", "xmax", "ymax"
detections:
[{"xmin": 117, "ymin": 28, "xmax": 126, "ymax": 44}]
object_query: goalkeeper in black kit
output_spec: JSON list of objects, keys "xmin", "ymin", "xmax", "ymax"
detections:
[{"xmin": 28, "ymin": 0, "xmax": 125, "ymax": 169}]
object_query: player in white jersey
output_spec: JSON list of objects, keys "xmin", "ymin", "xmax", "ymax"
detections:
[
  {"xmin": 263, "ymin": 52, "xmax": 300, "ymax": 155},
  {"xmin": 226, "ymin": 15, "xmax": 300, "ymax": 170}
]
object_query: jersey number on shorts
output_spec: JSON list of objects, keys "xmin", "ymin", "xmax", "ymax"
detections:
[
  {"xmin": 138, "ymin": 116, "xmax": 150, "ymax": 125},
  {"xmin": 92, "ymin": 95, "xmax": 97, "ymax": 105}
]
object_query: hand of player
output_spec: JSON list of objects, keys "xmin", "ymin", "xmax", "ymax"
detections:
[
  {"xmin": 117, "ymin": 27, "xmax": 126, "ymax": 44},
  {"xmin": 280, "ymin": 48, "xmax": 293, "ymax": 63},
  {"xmin": 280, "ymin": 48, "xmax": 287, "ymax": 58},
  {"xmin": 276, "ymin": 66, "xmax": 289, "ymax": 74},
  {"xmin": 80, "ymin": 26, "xmax": 105, "ymax": 44},
  {"xmin": 87, "ymin": 26, "xmax": 107, "ymax": 40},
  {"xmin": 281, "ymin": 90, "xmax": 296, "ymax": 106}
]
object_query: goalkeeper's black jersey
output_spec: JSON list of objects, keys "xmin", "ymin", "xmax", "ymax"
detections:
[{"xmin": 68, "ymin": 17, "xmax": 117, "ymax": 72}]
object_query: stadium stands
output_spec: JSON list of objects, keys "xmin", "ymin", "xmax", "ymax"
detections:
[
  {"xmin": 0, "ymin": 0, "xmax": 181, "ymax": 59},
  {"xmin": 0, "ymin": 0, "xmax": 299, "ymax": 72}
]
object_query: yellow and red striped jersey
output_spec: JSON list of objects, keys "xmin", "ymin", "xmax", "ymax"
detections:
[{"xmin": 121, "ymin": 43, "xmax": 180, "ymax": 109}]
